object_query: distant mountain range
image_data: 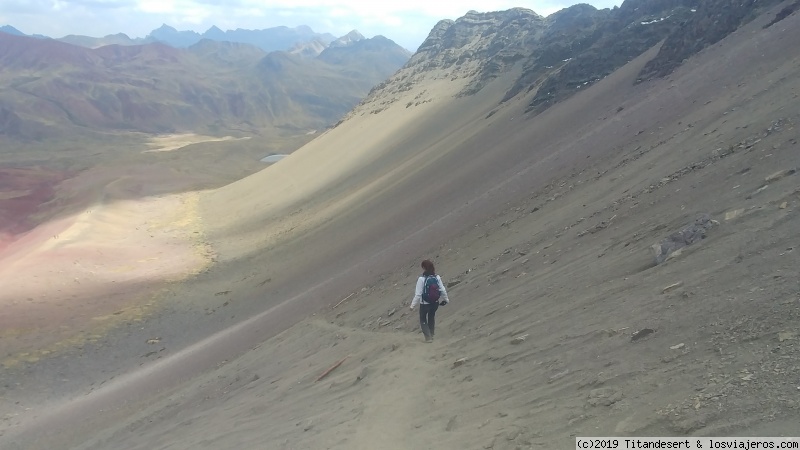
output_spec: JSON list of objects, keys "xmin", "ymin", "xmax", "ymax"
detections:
[
  {"xmin": 0, "ymin": 29, "xmax": 411, "ymax": 142},
  {"xmin": 147, "ymin": 24, "xmax": 338, "ymax": 52},
  {"xmin": 0, "ymin": 23, "xmax": 342, "ymax": 53}
]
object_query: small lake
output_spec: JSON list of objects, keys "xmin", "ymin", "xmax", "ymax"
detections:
[{"xmin": 260, "ymin": 154, "xmax": 289, "ymax": 164}]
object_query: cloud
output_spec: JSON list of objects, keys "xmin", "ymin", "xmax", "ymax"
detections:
[{"xmin": 0, "ymin": 0, "xmax": 57, "ymax": 15}]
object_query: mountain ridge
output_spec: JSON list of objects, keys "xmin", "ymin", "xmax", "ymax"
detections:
[
  {"xmin": 349, "ymin": 0, "xmax": 787, "ymax": 119},
  {"xmin": 0, "ymin": 32, "xmax": 410, "ymax": 142}
]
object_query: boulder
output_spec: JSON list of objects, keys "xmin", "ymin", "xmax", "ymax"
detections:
[{"xmin": 652, "ymin": 214, "xmax": 718, "ymax": 265}]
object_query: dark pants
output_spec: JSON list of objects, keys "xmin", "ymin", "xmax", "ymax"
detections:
[{"xmin": 419, "ymin": 302, "xmax": 439, "ymax": 340}]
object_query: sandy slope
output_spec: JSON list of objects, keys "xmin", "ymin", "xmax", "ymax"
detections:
[
  {"xmin": 0, "ymin": 166, "xmax": 212, "ymax": 365},
  {"xmin": 3, "ymin": 5, "xmax": 800, "ymax": 450}
]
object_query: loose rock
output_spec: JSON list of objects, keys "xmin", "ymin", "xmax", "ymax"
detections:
[
  {"xmin": 725, "ymin": 208, "xmax": 744, "ymax": 221},
  {"xmin": 778, "ymin": 331, "xmax": 796, "ymax": 342},
  {"xmin": 511, "ymin": 334, "xmax": 528, "ymax": 345},
  {"xmin": 588, "ymin": 388, "xmax": 623, "ymax": 406},
  {"xmin": 765, "ymin": 168, "xmax": 796, "ymax": 182},
  {"xmin": 446, "ymin": 415, "xmax": 458, "ymax": 431},
  {"xmin": 631, "ymin": 328, "xmax": 655, "ymax": 342},
  {"xmin": 662, "ymin": 282, "xmax": 684, "ymax": 293},
  {"xmin": 652, "ymin": 214, "xmax": 717, "ymax": 264}
]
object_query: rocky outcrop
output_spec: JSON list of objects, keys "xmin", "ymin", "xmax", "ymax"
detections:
[
  {"xmin": 637, "ymin": 0, "xmax": 785, "ymax": 81},
  {"xmin": 353, "ymin": 0, "xmax": 783, "ymax": 117},
  {"xmin": 527, "ymin": 2, "xmax": 697, "ymax": 111},
  {"xmin": 407, "ymin": 8, "xmax": 546, "ymax": 95}
]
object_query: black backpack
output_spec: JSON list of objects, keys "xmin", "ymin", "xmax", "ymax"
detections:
[{"xmin": 421, "ymin": 275, "xmax": 441, "ymax": 304}]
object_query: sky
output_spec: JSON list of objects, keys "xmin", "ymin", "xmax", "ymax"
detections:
[{"xmin": 1, "ymin": 0, "xmax": 623, "ymax": 51}]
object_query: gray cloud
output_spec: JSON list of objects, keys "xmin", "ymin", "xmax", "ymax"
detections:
[
  {"xmin": 65, "ymin": 0, "xmax": 136, "ymax": 9},
  {"xmin": 0, "ymin": 0, "xmax": 54, "ymax": 15}
]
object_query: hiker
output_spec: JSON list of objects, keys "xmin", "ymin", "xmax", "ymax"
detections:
[{"xmin": 410, "ymin": 259, "xmax": 450, "ymax": 342}]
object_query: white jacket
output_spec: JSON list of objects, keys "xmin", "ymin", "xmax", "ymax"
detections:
[{"xmin": 411, "ymin": 275, "xmax": 450, "ymax": 308}]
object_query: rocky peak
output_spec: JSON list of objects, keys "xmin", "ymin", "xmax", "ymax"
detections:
[
  {"xmin": 410, "ymin": 8, "xmax": 544, "ymax": 67},
  {"xmin": 546, "ymin": 4, "xmax": 604, "ymax": 28},
  {"xmin": 153, "ymin": 24, "xmax": 178, "ymax": 34},
  {"xmin": 329, "ymin": 30, "xmax": 365, "ymax": 48},
  {"xmin": 202, "ymin": 25, "xmax": 225, "ymax": 40},
  {"xmin": 416, "ymin": 19, "xmax": 454, "ymax": 52},
  {"xmin": 0, "ymin": 25, "xmax": 25, "ymax": 36},
  {"xmin": 421, "ymin": 8, "xmax": 542, "ymax": 53}
]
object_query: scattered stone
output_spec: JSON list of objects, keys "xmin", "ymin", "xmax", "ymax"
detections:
[
  {"xmin": 548, "ymin": 369, "xmax": 570, "ymax": 383},
  {"xmin": 588, "ymin": 388, "xmax": 623, "ymax": 406},
  {"xmin": 251, "ymin": 374, "xmax": 260, "ymax": 382},
  {"xmin": 387, "ymin": 308, "xmax": 397, "ymax": 317},
  {"xmin": 578, "ymin": 215, "xmax": 616, "ymax": 237},
  {"xmin": 484, "ymin": 438, "xmax": 496, "ymax": 449},
  {"xmin": 446, "ymin": 415, "xmax": 458, "ymax": 431},
  {"xmin": 146, "ymin": 338, "xmax": 161, "ymax": 344},
  {"xmin": 779, "ymin": 202, "xmax": 788, "ymax": 209},
  {"xmin": 453, "ymin": 358, "xmax": 468, "ymax": 368},
  {"xmin": 652, "ymin": 214, "xmax": 717, "ymax": 264},
  {"xmin": 765, "ymin": 168, "xmax": 796, "ymax": 183},
  {"xmin": 740, "ymin": 374, "xmax": 754, "ymax": 381},
  {"xmin": 670, "ymin": 343, "xmax": 685, "ymax": 350},
  {"xmin": 511, "ymin": 334, "xmax": 529, "ymax": 345},
  {"xmin": 662, "ymin": 281, "xmax": 684, "ymax": 293},
  {"xmin": 631, "ymin": 328, "xmax": 655, "ymax": 342},
  {"xmin": 354, "ymin": 367, "xmax": 368, "ymax": 384},
  {"xmin": 447, "ymin": 279, "xmax": 462, "ymax": 289},
  {"xmin": 303, "ymin": 420, "xmax": 314, "ymax": 432},
  {"xmin": 506, "ymin": 428, "xmax": 521, "ymax": 440},
  {"xmin": 746, "ymin": 185, "xmax": 769, "ymax": 199},
  {"xmin": 778, "ymin": 331, "xmax": 796, "ymax": 342},
  {"xmin": 725, "ymin": 208, "xmax": 744, "ymax": 221}
]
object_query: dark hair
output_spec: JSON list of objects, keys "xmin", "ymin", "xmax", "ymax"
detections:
[{"xmin": 421, "ymin": 259, "xmax": 435, "ymax": 276}]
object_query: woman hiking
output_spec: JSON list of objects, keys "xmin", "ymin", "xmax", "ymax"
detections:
[{"xmin": 410, "ymin": 259, "xmax": 450, "ymax": 342}]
